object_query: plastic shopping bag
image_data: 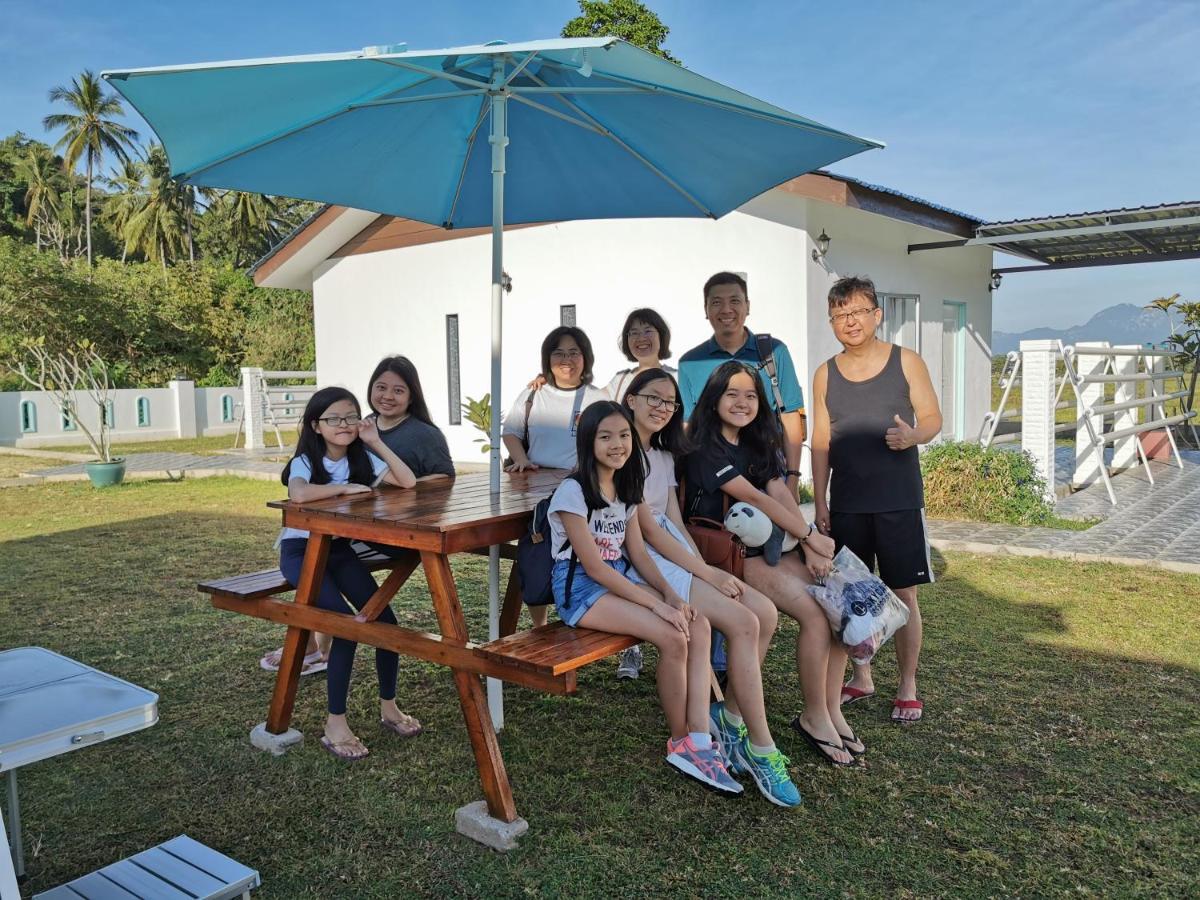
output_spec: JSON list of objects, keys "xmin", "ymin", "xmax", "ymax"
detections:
[{"xmin": 806, "ymin": 546, "xmax": 910, "ymax": 665}]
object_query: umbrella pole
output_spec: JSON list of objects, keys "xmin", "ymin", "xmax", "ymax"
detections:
[{"xmin": 486, "ymin": 68, "xmax": 510, "ymax": 731}]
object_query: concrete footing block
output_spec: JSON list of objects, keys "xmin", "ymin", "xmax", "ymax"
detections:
[
  {"xmin": 454, "ymin": 801, "xmax": 529, "ymax": 851},
  {"xmin": 250, "ymin": 723, "xmax": 303, "ymax": 756}
]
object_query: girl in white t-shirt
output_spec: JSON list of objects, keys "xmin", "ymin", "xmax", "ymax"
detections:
[
  {"xmin": 623, "ymin": 368, "xmax": 801, "ymax": 806},
  {"xmin": 547, "ymin": 401, "xmax": 740, "ymax": 795},
  {"xmin": 278, "ymin": 387, "xmax": 419, "ymax": 763}
]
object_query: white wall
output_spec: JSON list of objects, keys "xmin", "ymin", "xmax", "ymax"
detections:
[
  {"xmin": 1, "ymin": 382, "xmax": 243, "ymax": 448},
  {"xmin": 310, "ymin": 197, "xmax": 994, "ymax": 465}
]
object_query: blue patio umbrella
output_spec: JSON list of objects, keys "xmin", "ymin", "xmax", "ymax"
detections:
[{"xmin": 103, "ymin": 37, "xmax": 881, "ymax": 723}]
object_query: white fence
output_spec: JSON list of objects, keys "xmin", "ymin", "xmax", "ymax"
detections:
[{"xmin": 0, "ymin": 381, "xmax": 243, "ymax": 449}]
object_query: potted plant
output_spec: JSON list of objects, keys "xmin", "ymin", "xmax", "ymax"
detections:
[{"xmin": 15, "ymin": 338, "xmax": 125, "ymax": 487}]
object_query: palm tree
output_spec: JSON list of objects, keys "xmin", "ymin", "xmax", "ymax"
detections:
[
  {"xmin": 13, "ymin": 146, "xmax": 61, "ymax": 251},
  {"xmin": 43, "ymin": 70, "xmax": 139, "ymax": 267},
  {"xmin": 122, "ymin": 144, "xmax": 187, "ymax": 273},
  {"xmin": 218, "ymin": 190, "xmax": 285, "ymax": 267},
  {"xmin": 103, "ymin": 157, "xmax": 147, "ymax": 263}
]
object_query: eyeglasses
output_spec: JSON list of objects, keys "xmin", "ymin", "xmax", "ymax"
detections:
[
  {"xmin": 318, "ymin": 414, "xmax": 362, "ymax": 427},
  {"xmin": 550, "ymin": 350, "xmax": 583, "ymax": 361},
  {"xmin": 829, "ymin": 307, "xmax": 877, "ymax": 325},
  {"xmin": 631, "ymin": 394, "xmax": 679, "ymax": 411},
  {"xmin": 625, "ymin": 328, "xmax": 658, "ymax": 340}
]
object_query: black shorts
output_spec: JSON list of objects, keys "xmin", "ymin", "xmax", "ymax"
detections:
[{"xmin": 829, "ymin": 509, "xmax": 934, "ymax": 590}]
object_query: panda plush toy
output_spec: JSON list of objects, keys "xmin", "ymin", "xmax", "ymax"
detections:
[{"xmin": 723, "ymin": 502, "xmax": 798, "ymax": 566}]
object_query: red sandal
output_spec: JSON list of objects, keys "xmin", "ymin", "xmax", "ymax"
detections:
[
  {"xmin": 891, "ymin": 698, "xmax": 924, "ymax": 724},
  {"xmin": 840, "ymin": 685, "xmax": 875, "ymax": 706}
]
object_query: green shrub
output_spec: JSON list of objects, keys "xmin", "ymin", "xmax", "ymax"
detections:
[{"xmin": 921, "ymin": 441, "xmax": 1054, "ymax": 525}]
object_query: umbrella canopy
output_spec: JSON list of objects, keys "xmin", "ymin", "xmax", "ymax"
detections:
[{"xmin": 103, "ymin": 37, "xmax": 881, "ymax": 228}]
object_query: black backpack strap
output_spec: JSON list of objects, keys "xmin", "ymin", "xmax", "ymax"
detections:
[{"xmin": 755, "ymin": 333, "xmax": 786, "ymax": 418}]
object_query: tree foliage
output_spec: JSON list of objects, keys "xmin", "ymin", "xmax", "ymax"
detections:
[
  {"xmin": 0, "ymin": 237, "xmax": 314, "ymax": 390},
  {"xmin": 562, "ymin": 0, "xmax": 680, "ymax": 63}
]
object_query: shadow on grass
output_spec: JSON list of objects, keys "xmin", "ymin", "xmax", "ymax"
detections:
[{"xmin": 2, "ymin": 518, "xmax": 1197, "ymax": 898}]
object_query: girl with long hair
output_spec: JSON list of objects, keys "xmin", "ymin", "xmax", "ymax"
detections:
[
  {"xmin": 683, "ymin": 362, "xmax": 861, "ymax": 767},
  {"xmin": 547, "ymin": 401, "xmax": 740, "ymax": 795},
  {"xmin": 623, "ymin": 368, "xmax": 800, "ymax": 806},
  {"xmin": 277, "ymin": 387, "xmax": 420, "ymax": 761}
]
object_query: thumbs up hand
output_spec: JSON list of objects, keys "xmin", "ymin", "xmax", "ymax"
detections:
[{"xmin": 885, "ymin": 414, "xmax": 916, "ymax": 451}]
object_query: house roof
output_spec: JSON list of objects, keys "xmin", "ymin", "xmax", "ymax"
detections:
[
  {"xmin": 908, "ymin": 201, "xmax": 1200, "ymax": 273},
  {"xmin": 251, "ymin": 170, "xmax": 984, "ymax": 290}
]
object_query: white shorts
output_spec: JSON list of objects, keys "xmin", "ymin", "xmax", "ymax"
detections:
[{"xmin": 645, "ymin": 513, "xmax": 696, "ymax": 603}]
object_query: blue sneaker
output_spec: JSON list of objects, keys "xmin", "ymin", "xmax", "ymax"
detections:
[
  {"xmin": 709, "ymin": 702, "xmax": 747, "ymax": 775},
  {"xmin": 737, "ymin": 736, "xmax": 802, "ymax": 808}
]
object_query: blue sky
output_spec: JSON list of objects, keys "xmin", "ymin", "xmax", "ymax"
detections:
[{"xmin": 3, "ymin": 0, "xmax": 1197, "ymax": 331}]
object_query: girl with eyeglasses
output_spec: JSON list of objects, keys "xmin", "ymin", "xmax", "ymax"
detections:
[
  {"xmin": 623, "ymin": 368, "xmax": 800, "ymax": 806},
  {"xmin": 275, "ymin": 387, "xmax": 419, "ymax": 762}
]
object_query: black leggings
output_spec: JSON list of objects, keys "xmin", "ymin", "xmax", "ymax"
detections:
[{"xmin": 279, "ymin": 538, "xmax": 398, "ymax": 716}]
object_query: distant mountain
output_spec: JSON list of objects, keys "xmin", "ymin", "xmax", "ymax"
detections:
[{"xmin": 993, "ymin": 303, "xmax": 1173, "ymax": 355}]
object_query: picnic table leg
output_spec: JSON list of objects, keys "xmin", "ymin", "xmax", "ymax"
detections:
[
  {"xmin": 265, "ymin": 532, "xmax": 330, "ymax": 736},
  {"xmin": 421, "ymin": 550, "xmax": 524, "ymax": 837},
  {"xmin": 498, "ymin": 561, "xmax": 524, "ymax": 638}
]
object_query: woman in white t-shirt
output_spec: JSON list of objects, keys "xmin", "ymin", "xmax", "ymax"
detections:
[
  {"xmin": 604, "ymin": 308, "xmax": 678, "ymax": 402},
  {"xmin": 623, "ymin": 367, "xmax": 800, "ymax": 806},
  {"xmin": 547, "ymin": 401, "xmax": 740, "ymax": 795}
]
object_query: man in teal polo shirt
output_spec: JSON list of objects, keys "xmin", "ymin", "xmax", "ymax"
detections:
[{"xmin": 679, "ymin": 271, "xmax": 807, "ymax": 495}]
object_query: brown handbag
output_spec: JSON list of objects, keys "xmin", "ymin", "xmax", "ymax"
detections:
[{"xmin": 678, "ymin": 476, "xmax": 745, "ymax": 579}]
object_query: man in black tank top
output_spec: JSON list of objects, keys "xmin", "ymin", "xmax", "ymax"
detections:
[{"xmin": 810, "ymin": 276, "xmax": 943, "ymax": 725}]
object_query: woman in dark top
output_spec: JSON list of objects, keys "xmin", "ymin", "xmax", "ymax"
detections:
[
  {"xmin": 367, "ymin": 355, "xmax": 455, "ymax": 480},
  {"xmin": 682, "ymin": 361, "xmax": 861, "ymax": 767}
]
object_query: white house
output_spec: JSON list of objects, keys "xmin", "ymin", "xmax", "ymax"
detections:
[{"xmin": 253, "ymin": 171, "xmax": 995, "ymax": 472}]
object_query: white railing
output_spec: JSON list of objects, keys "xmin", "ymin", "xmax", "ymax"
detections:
[{"xmin": 236, "ymin": 368, "xmax": 316, "ymax": 450}]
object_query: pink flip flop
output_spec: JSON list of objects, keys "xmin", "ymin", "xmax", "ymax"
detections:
[
  {"xmin": 260, "ymin": 648, "xmax": 327, "ymax": 675},
  {"xmin": 380, "ymin": 714, "xmax": 423, "ymax": 738},
  {"xmin": 320, "ymin": 735, "xmax": 369, "ymax": 761},
  {"xmin": 840, "ymin": 685, "xmax": 875, "ymax": 706}
]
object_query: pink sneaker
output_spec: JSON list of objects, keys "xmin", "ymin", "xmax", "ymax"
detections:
[{"xmin": 666, "ymin": 736, "xmax": 743, "ymax": 794}]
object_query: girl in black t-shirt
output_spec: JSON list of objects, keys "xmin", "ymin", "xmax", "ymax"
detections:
[{"xmin": 683, "ymin": 362, "xmax": 864, "ymax": 767}]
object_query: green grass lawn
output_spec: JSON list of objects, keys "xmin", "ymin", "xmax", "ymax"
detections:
[
  {"xmin": 35, "ymin": 431, "xmax": 298, "ymax": 458},
  {"xmin": 1, "ymin": 478, "xmax": 1197, "ymax": 897}
]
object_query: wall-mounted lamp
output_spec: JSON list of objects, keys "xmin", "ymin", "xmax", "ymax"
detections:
[
  {"xmin": 811, "ymin": 229, "xmax": 831, "ymax": 263},
  {"xmin": 988, "ymin": 271, "xmax": 1003, "ymax": 292}
]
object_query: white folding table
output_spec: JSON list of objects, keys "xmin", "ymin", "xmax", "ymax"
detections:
[{"xmin": 0, "ymin": 647, "xmax": 158, "ymax": 881}]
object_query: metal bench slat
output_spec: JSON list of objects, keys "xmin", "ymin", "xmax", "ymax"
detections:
[
  {"xmin": 33, "ymin": 885, "xmax": 88, "ymax": 899},
  {"xmin": 56, "ymin": 871, "xmax": 141, "ymax": 900},
  {"xmin": 159, "ymin": 835, "xmax": 260, "ymax": 894},
  {"xmin": 93, "ymin": 859, "xmax": 194, "ymax": 899},
  {"xmin": 127, "ymin": 846, "xmax": 228, "ymax": 897}
]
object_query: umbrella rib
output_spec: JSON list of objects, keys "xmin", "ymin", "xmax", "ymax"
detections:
[
  {"xmin": 509, "ymin": 94, "xmax": 606, "ymax": 136},
  {"xmin": 445, "ymin": 96, "xmax": 490, "ymax": 227},
  {"xmin": 520, "ymin": 73, "xmax": 715, "ymax": 218},
  {"xmin": 351, "ymin": 89, "xmax": 485, "ymax": 110},
  {"xmin": 500, "ymin": 52, "xmax": 538, "ymax": 88},
  {"xmin": 372, "ymin": 58, "xmax": 487, "ymax": 89}
]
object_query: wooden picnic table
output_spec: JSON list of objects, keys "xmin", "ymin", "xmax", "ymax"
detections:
[{"xmin": 204, "ymin": 469, "xmax": 635, "ymax": 836}]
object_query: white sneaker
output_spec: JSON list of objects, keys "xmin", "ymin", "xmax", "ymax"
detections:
[{"xmin": 616, "ymin": 644, "xmax": 643, "ymax": 680}]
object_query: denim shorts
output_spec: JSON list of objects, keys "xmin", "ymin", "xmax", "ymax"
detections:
[{"xmin": 553, "ymin": 556, "xmax": 645, "ymax": 627}]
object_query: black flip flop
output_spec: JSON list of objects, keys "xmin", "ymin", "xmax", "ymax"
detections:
[
  {"xmin": 790, "ymin": 717, "xmax": 856, "ymax": 767},
  {"xmin": 837, "ymin": 730, "xmax": 866, "ymax": 758}
]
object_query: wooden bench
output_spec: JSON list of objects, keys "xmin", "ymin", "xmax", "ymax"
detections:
[
  {"xmin": 199, "ymin": 544, "xmax": 636, "ymax": 696},
  {"xmin": 34, "ymin": 834, "xmax": 260, "ymax": 900}
]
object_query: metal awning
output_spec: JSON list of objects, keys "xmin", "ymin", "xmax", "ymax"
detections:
[{"xmin": 908, "ymin": 201, "xmax": 1200, "ymax": 273}]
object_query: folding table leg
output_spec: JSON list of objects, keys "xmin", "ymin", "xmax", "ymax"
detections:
[
  {"xmin": 421, "ymin": 551, "xmax": 519, "ymax": 824},
  {"xmin": 4, "ymin": 769, "xmax": 21, "ymax": 880},
  {"xmin": 266, "ymin": 533, "xmax": 331, "ymax": 735}
]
